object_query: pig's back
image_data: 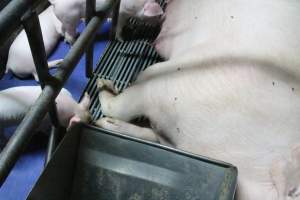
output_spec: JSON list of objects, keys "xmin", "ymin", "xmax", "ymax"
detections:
[{"xmin": 156, "ymin": 0, "xmax": 300, "ymax": 76}]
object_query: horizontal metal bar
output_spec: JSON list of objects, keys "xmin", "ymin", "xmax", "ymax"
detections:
[
  {"xmin": 0, "ymin": 0, "xmax": 46, "ymax": 46},
  {"xmin": 0, "ymin": 15, "xmax": 107, "ymax": 185}
]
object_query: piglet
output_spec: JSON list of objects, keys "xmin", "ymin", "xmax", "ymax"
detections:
[
  {"xmin": 0, "ymin": 86, "xmax": 91, "ymax": 136},
  {"xmin": 6, "ymin": 6, "xmax": 64, "ymax": 81},
  {"xmin": 48, "ymin": 0, "xmax": 163, "ymax": 43}
]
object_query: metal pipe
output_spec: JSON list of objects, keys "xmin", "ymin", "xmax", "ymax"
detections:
[
  {"xmin": 110, "ymin": 0, "xmax": 120, "ymax": 40},
  {"xmin": 0, "ymin": 0, "xmax": 46, "ymax": 46},
  {"xmin": 85, "ymin": 0, "xmax": 96, "ymax": 78},
  {"xmin": 0, "ymin": 0, "xmax": 49, "ymax": 76},
  {"xmin": 0, "ymin": 15, "xmax": 106, "ymax": 185},
  {"xmin": 22, "ymin": 9, "xmax": 64, "ymax": 161},
  {"xmin": 22, "ymin": 9, "xmax": 50, "ymax": 87},
  {"xmin": 22, "ymin": 9, "xmax": 61, "ymax": 125},
  {"xmin": 44, "ymin": 126, "xmax": 65, "ymax": 165}
]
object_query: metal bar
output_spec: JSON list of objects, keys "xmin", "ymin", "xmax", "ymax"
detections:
[
  {"xmin": 44, "ymin": 103, "xmax": 65, "ymax": 164},
  {"xmin": 0, "ymin": 15, "xmax": 107, "ymax": 185},
  {"xmin": 0, "ymin": 0, "xmax": 12, "ymax": 10},
  {"xmin": 85, "ymin": 0, "xmax": 96, "ymax": 78},
  {"xmin": 110, "ymin": 0, "xmax": 120, "ymax": 40},
  {"xmin": 44, "ymin": 126, "xmax": 65, "ymax": 165},
  {"xmin": 22, "ymin": 9, "xmax": 64, "ymax": 161},
  {"xmin": 0, "ymin": 0, "xmax": 46, "ymax": 46},
  {"xmin": 22, "ymin": 9, "xmax": 50, "ymax": 87},
  {"xmin": 22, "ymin": 9, "xmax": 62, "ymax": 125}
]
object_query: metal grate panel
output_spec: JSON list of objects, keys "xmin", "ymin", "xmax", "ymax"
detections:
[
  {"xmin": 83, "ymin": 0, "xmax": 167, "ymax": 121},
  {"xmin": 85, "ymin": 40, "xmax": 162, "ymax": 120}
]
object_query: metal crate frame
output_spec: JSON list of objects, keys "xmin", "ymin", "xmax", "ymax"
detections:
[{"xmin": 0, "ymin": 0, "xmax": 120, "ymax": 185}]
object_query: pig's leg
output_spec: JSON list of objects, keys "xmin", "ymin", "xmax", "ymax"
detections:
[
  {"xmin": 32, "ymin": 60, "xmax": 63, "ymax": 81},
  {"xmin": 48, "ymin": 59, "xmax": 63, "ymax": 68},
  {"xmin": 97, "ymin": 78, "xmax": 144, "ymax": 121},
  {"xmin": 95, "ymin": 117, "xmax": 159, "ymax": 142},
  {"xmin": 97, "ymin": 78, "xmax": 120, "ymax": 94},
  {"xmin": 271, "ymin": 146, "xmax": 300, "ymax": 199},
  {"xmin": 64, "ymin": 28, "xmax": 77, "ymax": 45},
  {"xmin": 96, "ymin": 79, "xmax": 160, "ymax": 142},
  {"xmin": 291, "ymin": 145, "xmax": 300, "ymax": 167},
  {"xmin": 270, "ymin": 158, "xmax": 287, "ymax": 199},
  {"xmin": 33, "ymin": 72, "xmax": 39, "ymax": 82},
  {"xmin": 288, "ymin": 145, "xmax": 300, "ymax": 198},
  {"xmin": 115, "ymin": 13, "xmax": 129, "ymax": 41},
  {"xmin": 136, "ymin": 58, "xmax": 192, "ymax": 83},
  {"xmin": 62, "ymin": 13, "xmax": 81, "ymax": 45}
]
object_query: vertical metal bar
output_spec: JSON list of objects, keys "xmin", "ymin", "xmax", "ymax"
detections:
[
  {"xmin": 44, "ymin": 104, "xmax": 66, "ymax": 165},
  {"xmin": 22, "ymin": 10, "xmax": 63, "ymax": 162},
  {"xmin": 110, "ymin": 0, "xmax": 120, "ymax": 40},
  {"xmin": 85, "ymin": 0, "xmax": 96, "ymax": 78},
  {"xmin": 44, "ymin": 126, "xmax": 65, "ymax": 165},
  {"xmin": 22, "ymin": 10, "xmax": 49, "ymax": 87}
]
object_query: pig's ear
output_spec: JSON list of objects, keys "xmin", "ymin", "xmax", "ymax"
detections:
[
  {"xmin": 143, "ymin": 2, "xmax": 163, "ymax": 17},
  {"xmin": 67, "ymin": 116, "xmax": 81, "ymax": 131},
  {"xmin": 79, "ymin": 93, "xmax": 91, "ymax": 109}
]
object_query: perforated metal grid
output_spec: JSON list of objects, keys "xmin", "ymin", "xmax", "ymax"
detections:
[
  {"xmin": 83, "ymin": 0, "xmax": 167, "ymax": 120},
  {"xmin": 85, "ymin": 40, "xmax": 162, "ymax": 120}
]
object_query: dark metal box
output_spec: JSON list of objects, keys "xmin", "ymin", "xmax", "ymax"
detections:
[{"xmin": 27, "ymin": 124, "xmax": 237, "ymax": 200}]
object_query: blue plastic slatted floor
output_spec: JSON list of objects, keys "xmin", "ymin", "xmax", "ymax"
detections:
[{"xmin": 0, "ymin": 21, "xmax": 111, "ymax": 200}]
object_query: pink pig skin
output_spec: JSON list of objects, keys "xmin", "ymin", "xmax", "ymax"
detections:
[
  {"xmin": 96, "ymin": 0, "xmax": 300, "ymax": 199},
  {"xmin": 0, "ymin": 86, "xmax": 91, "ymax": 133},
  {"xmin": 5, "ymin": 6, "xmax": 63, "ymax": 81},
  {"xmin": 48, "ymin": 0, "xmax": 163, "ymax": 43}
]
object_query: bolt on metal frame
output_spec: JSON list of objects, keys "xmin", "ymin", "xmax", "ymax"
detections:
[{"xmin": 0, "ymin": 0, "xmax": 119, "ymax": 186}]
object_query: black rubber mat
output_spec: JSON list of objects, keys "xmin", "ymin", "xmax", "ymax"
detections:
[{"xmin": 84, "ymin": 0, "xmax": 166, "ymax": 121}]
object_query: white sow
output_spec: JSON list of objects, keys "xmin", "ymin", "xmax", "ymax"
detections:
[{"xmin": 96, "ymin": 0, "xmax": 300, "ymax": 199}]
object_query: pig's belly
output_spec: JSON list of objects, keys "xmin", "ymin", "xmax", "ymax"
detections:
[
  {"xmin": 6, "ymin": 32, "xmax": 36, "ymax": 77},
  {"xmin": 143, "ymin": 62, "xmax": 300, "ymax": 188},
  {"xmin": 156, "ymin": 0, "xmax": 300, "ymax": 76},
  {"xmin": 0, "ymin": 100, "xmax": 31, "ymax": 127},
  {"xmin": 6, "ymin": 29, "xmax": 58, "ymax": 77},
  {"xmin": 0, "ymin": 87, "xmax": 42, "ymax": 127}
]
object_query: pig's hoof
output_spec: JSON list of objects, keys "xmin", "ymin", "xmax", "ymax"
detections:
[
  {"xmin": 291, "ymin": 145, "xmax": 300, "ymax": 165},
  {"xmin": 48, "ymin": 59, "xmax": 64, "ymax": 68},
  {"xmin": 99, "ymin": 91, "xmax": 115, "ymax": 116},
  {"xmin": 288, "ymin": 187, "xmax": 300, "ymax": 198},
  {"xmin": 272, "ymin": 145, "xmax": 300, "ymax": 199},
  {"xmin": 97, "ymin": 81, "xmax": 115, "ymax": 116},
  {"xmin": 96, "ymin": 78, "xmax": 119, "ymax": 94},
  {"xmin": 95, "ymin": 117, "xmax": 119, "ymax": 129},
  {"xmin": 64, "ymin": 33, "xmax": 76, "ymax": 45}
]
